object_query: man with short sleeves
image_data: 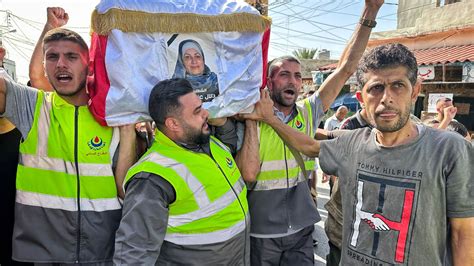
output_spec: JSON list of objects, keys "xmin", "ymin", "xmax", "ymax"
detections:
[
  {"xmin": 244, "ymin": 43, "xmax": 474, "ymax": 265},
  {"xmin": 324, "ymin": 105, "xmax": 348, "ymax": 131},
  {"xmin": 237, "ymin": 1, "xmax": 383, "ymax": 264},
  {"xmin": 0, "ymin": 7, "xmax": 136, "ymax": 264}
]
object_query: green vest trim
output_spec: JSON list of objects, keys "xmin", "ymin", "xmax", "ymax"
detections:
[
  {"xmin": 125, "ymin": 131, "xmax": 248, "ymax": 245},
  {"xmin": 16, "ymin": 91, "xmax": 121, "ymax": 212},
  {"xmin": 255, "ymin": 99, "xmax": 315, "ymax": 191}
]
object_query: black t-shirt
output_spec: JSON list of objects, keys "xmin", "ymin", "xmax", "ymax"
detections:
[{"xmin": 0, "ymin": 128, "xmax": 30, "ymax": 265}]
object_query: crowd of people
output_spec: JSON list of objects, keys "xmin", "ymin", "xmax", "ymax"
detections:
[{"xmin": 0, "ymin": 0, "xmax": 473, "ymax": 265}]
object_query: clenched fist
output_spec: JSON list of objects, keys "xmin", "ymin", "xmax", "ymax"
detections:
[{"xmin": 46, "ymin": 7, "xmax": 69, "ymax": 30}]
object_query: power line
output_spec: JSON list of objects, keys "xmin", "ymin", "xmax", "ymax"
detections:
[
  {"xmin": 3, "ymin": 35, "xmax": 34, "ymax": 46},
  {"xmin": 270, "ymin": 0, "xmax": 335, "ymax": 20},
  {"xmin": 271, "ymin": 31, "xmax": 317, "ymax": 49},
  {"xmin": 10, "ymin": 15, "xmax": 36, "ymax": 45},
  {"xmin": 1, "ymin": 10, "xmax": 43, "ymax": 25},
  {"xmin": 283, "ymin": 4, "xmax": 348, "ymax": 41},
  {"xmin": 267, "ymin": 0, "xmax": 441, "ymax": 58},
  {"xmin": 3, "ymin": 38, "xmax": 30, "ymax": 61},
  {"xmin": 11, "ymin": 14, "xmax": 42, "ymax": 31},
  {"xmin": 268, "ymin": 0, "xmax": 396, "ymax": 49},
  {"xmin": 270, "ymin": 0, "xmax": 396, "ymax": 22},
  {"xmin": 270, "ymin": 0, "xmax": 363, "ymax": 25},
  {"xmin": 271, "ymin": 24, "xmax": 347, "ymax": 44}
]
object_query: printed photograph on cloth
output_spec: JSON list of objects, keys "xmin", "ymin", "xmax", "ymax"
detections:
[{"xmin": 167, "ymin": 34, "xmax": 219, "ymax": 103}]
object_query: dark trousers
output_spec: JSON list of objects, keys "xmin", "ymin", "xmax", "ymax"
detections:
[
  {"xmin": 329, "ymin": 177, "xmax": 335, "ymax": 196},
  {"xmin": 250, "ymin": 226, "xmax": 314, "ymax": 266},
  {"xmin": 34, "ymin": 263, "xmax": 112, "ymax": 266},
  {"xmin": 326, "ymin": 241, "xmax": 341, "ymax": 266}
]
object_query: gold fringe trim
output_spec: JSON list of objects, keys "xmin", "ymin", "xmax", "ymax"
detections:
[{"xmin": 91, "ymin": 8, "xmax": 271, "ymax": 35}]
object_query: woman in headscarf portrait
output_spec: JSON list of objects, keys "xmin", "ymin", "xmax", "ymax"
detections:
[{"xmin": 172, "ymin": 39, "xmax": 219, "ymax": 102}]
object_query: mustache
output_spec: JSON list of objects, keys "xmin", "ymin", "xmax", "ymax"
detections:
[
  {"xmin": 374, "ymin": 107, "xmax": 399, "ymax": 116},
  {"xmin": 284, "ymin": 85, "xmax": 297, "ymax": 91}
]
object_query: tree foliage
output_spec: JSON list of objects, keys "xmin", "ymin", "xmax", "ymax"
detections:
[{"xmin": 292, "ymin": 48, "xmax": 318, "ymax": 59}]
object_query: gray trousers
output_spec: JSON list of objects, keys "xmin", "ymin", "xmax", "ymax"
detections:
[{"xmin": 250, "ymin": 225, "xmax": 314, "ymax": 266}]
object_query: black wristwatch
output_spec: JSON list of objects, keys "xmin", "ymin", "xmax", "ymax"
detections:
[{"xmin": 359, "ymin": 18, "xmax": 377, "ymax": 28}]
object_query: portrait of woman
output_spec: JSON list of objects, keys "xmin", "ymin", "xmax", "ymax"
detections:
[{"xmin": 172, "ymin": 39, "xmax": 219, "ymax": 102}]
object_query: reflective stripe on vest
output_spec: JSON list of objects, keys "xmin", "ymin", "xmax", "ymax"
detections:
[
  {"xmin": 16, "ymin": 190, "xmax": 121, "ymax": 211},
  {"xmin": 134, "ymin": 151, "xmax": 246, "ymax": 227},
  {"xmin": 16, "ymin": 92, "xmax": 120, "ymax": 212},
  {"xmin": 125, "ymin": 133, "xmax": 247, "ymax": 245},
  {"xmin": 165, "ymin": 216, "xmax": 248, "ymax": 245},
  {"xmin": 19, "ymin": 154, "xmax": 113, "ymax": 177},
  {"xmin": 254, "ymin": 100, "xmax": 315, "ymax": 191}
]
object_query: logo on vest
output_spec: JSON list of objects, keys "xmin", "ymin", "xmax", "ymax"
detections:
[
  {"xmin": 295, "ymin": 120, "xmax": 303, "ymax": 130},
  {"xmin": 88, "ymin": 136, "xmax": 106, "ymax": 150},
  {"xmin": 225, "ymin": 157, "xmax": 234, "ymax": 168}
]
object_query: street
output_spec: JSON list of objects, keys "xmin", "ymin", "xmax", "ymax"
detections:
[{"xmin": 313, "ymin": 170, "xmax": 330, "ymax": 266}]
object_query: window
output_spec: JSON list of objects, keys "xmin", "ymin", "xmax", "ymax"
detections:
[
  {"xmin": 437, "ymin": 0, "xmax": 461, "ymax": 7},
  {"xmin": 423, "ymin": 64, "xmax": 463, "ymax": 82},
  {"xmin": 445, "ymin": 64, "xmax": 463, "ymax": 82}
]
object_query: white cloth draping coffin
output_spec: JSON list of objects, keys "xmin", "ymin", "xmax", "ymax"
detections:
[{"xmin": 88, "ymin": 0, "xmax": 270, "ymax": 126}]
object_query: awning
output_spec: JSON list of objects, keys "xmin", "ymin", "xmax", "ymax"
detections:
[
  {"xmin": 317, "ymin": 44, "xmax": 474, "ymax": 70},
  {"xmin": 318, "ymin": 63, "xmax": 338, "ymax": 71},
  {"xmin": 415, "ymin": 44, "xmax": 474, "ymax": 65}
]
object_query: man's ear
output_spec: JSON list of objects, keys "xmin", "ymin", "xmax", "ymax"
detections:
[
  {"xmin": 266, "ymin": 77, "xmax": 273, "ymax": 91},
  {"xmin": 355, "ymin": 91, "xmax": 364, "ymax": 104},
  {"xmin": 164, "ymin": 117, "xmax": 180, "ymax": 133},
  {"xmin": 411, "ymin": 78, "xmax": 422, "ymax": 103}
]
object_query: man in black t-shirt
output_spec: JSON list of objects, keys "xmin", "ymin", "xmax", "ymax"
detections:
[
  {"xmin": 0, "ymin": 118, "xmax": 23, "ymax": 265},
  {"xmin": 0, "ymin": 46, "xmax": 30, "ymax": 265}
]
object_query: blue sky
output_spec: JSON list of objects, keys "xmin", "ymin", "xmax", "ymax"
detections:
[{"xmin": 268, "ymin": 0, "xmax": 399, "ymax": 59}]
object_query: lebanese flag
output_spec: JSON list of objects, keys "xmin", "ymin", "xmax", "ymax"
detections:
[{"xmin": 87, "ymin": 0, "xmax": 271, "ymax": 126}]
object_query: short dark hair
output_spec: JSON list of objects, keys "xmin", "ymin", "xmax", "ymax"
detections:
[
  {"xmin": 268, "ymin": 55, "xmax": 301, "ymax": 78},
  {"xmin": 356, "ymin": 43, "xmax": 418, "ymax": 87},
  {"xmin": 148, "ymin": 78, "xmax": 194, "ymax": 130},
  {"xmin": 447, "ymin": 120, "xmax": 469, "ymax": 138},
  {"xmin": 43, "ymin": 28, "xmax": 88, "ymax": 53}
]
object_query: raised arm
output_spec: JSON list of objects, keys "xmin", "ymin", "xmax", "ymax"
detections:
[
  {"xmin": 114, "ymin": 125, "xmax": 138, "ymax": 199},
  {"xmin": 29, "ymin": 7, "xmax": 69, "ymax": 90},
  {"xmin": 235, "ymin": 119, "xmax": 260, "ymax": 182},
  {"xmin": 437, "ymin": 105, "xmax": 457, "ymax": 130},
  {"xmin": 318, "ymin": 0, "xmax": 383, "ymax": 111},
  {"xmin": 450, "ymin": 217, "xmax": 474, "ymax": 265},
  {"xmin": 243, "ymin": 90, "xmax": 320, "ymax": 158},
  {"xmin": 0, "ymin": 47, "xmax": 7, "ymax": 113}
]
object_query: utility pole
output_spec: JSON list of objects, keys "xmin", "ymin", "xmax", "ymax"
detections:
[{"xmin": 0, "ymin": 6, "xmax": 18, "ymax": 81}]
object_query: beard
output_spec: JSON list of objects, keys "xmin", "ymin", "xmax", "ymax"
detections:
[
  {"xmin": 374, "ymin": 104, "xmax": 411, "ymax": 133},
  {"xmin": 53, "ymin": 78, "xmax": 87, "ymax": 97},
  {"xmin": 181, "ymin": 120, "xmax": 210, "ymax": 145},
  {"xmin": 271, "ymin": 86, "xmax": 298, "ymax": 108},
  {"xmin": 50, "ymin": 67, "xmax": 88, "ymax": 98}
]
